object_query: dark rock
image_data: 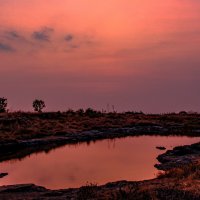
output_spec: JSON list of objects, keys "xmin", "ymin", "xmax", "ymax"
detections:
[
  {"xmin": 0, "ymin": 184, "xmax": 47, "ymax": 193},
  {"xmin": 0, "ymin": 173, "xmax": 8, "ymax": 178},
  {"xmin": 155, "ymin": 142, "xmax": 200, "ymax": 170},
  {"xmin": 156, "ymin": 146, "xmax": 166, "ymax": 150}
]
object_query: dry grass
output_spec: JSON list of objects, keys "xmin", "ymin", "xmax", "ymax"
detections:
[
  {"xmin": 0, "ymin": 110, "xmax": 200, "ymax": 142},
  {"xmin": 157, "ymin": 162, "xmax": 200, "ymax": 180},
  {"xmin": 80, "ymin": 163, "xmax": 200, "ymax": 199},
  {"xmin": 76, "ymin": 182, "xmax": 98, "ymax": 200}
]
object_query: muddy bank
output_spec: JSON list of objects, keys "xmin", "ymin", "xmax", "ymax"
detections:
[{"xmin": 0, "ymin": 142, "xmax": 200, "ymax": 199}]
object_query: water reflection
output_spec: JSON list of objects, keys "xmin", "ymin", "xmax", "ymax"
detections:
[{"xmin": 0, "ymin": 136, "xmax": 199, "ymax": 189}]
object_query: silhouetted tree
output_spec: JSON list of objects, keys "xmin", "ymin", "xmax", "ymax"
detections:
[
  {"xmin": 0, "ymin": 97, "xmax": 7, "ymax": 113},
  {"xmin": 33, "ymin": 99, "xmax": 45, "ymax": 113}
]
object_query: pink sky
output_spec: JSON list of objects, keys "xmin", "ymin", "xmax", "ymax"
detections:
[{"xmin": 0, "ymin": 0, "xmax": 200, "ymax": 112}]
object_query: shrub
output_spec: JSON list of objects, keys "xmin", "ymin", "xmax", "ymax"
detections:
[
  {"xmin": 66, "ymin": 109, "xmax": 75, "ymax": 115},
  {"xmin": 85, "ymin": 108, "xmax": 101, "ymax": 118},
  {"xmin": 76, "ymin": 109, "xmax": 84, "ymax": 116},
  {"xmin": 33, "ymin": 99, "xmax": 46, "ymax": 113},
  {"xmin": 179, "ymin": 111, "xmax": 188, "ymax": 115},
  {"xmin": 77, "ymin": 182, "xmax": 98, "ymax": 200},
  {"xmin": 0, "ymin": 97, "xmax": 7, "ymax": 113}
]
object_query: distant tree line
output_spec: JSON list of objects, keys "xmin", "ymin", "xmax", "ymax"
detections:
[
  {"xmin": 0, "ymin": 97, "xmax": 116, "ymax": 117},
  {"xmin": 0, "ymin": 97, "xmax": 46, "ymax": 113},
  {"xmin": 0, "ymin": 97, "xmax": 106, "ymax": 116},
  {"xmin": 1, "ymin": 97, "xmax": 197, "ymax": 116}
]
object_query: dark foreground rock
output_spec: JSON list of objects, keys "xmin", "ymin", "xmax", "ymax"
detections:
[{"xmin": 156, "ymin": 146, "xmax": 166, "ymax": 150}]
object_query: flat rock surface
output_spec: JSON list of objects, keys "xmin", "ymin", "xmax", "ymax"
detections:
[{"xmin": 155, "ymin": 142, "xmax": 200, "ymax": 170}]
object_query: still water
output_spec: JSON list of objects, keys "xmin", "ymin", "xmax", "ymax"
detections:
[{"xmin": 0, "ymin": 136, "xmax": 199, "ymax": 189}]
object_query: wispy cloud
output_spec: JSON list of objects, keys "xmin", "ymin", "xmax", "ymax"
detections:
[
  {"xmin": 4, "ymin": 31, "xmax": 22, "ymax": 40},
  {"xmin": 63, "ymin": 33, "xmax": 96, "ymax": 52},
  {"xmin": 0, "ymin": 26, "xmax": 97, "ymax": 53},
  {"xmin": 32, "ymin": 27, "xmax": 54, "ymax": 42},
  {"xmin": 65, "ymin": 34, "xmax": 74, "ymax": 42},
  {"xmin": 0, "ymin": 42, "xmax": 15, "ymax": 52}
]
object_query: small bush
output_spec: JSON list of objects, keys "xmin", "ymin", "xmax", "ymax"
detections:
[
  {"xmin": 33, "ymin": 99, "xmax": 45, "ymax": 113},
  {"xmin": 76, "ymin": 109, "xmax": 84, "ymax": 116},
  {"xmin": 66, "ymin": 109, "xmax": 75, "ymax": 115},
  {"xmin": 77, "ymin": 182, "xmax": 98, "ymax": 200},
  {"xmin": 85, "ymin": 108, "xmax": 101, "ymax": 118},
  {"xmin": 0, "ymin": 97, "xmax": 7, "ymax": 113}
]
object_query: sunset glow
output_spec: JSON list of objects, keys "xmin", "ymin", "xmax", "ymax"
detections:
[{"xmin": 1, "ymin": 0, "xmax": 200, "ymax": 112}]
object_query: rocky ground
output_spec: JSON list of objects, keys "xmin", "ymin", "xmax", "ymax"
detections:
[
  {"xmin": 0, "ymin": 142, "xmax": 200, "ymax": 200},
  {"xmin": 155, "ymin": 142, "xmax": 200, "ymax": 170}
]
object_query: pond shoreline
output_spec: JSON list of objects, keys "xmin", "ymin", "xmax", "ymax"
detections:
[
  {"xmin": 0, "ymin": 125, "xmax": 199, "ymax": 162},
  {"xmin": 0, "ymin": 141, "xmax": 200, "ymax": 199},
  {"xmin": 1, "ymin": 112, "xmax": 200, "ymax": 162}
]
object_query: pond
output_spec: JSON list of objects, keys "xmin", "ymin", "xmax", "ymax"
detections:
[{"xmin": 0, "ymin": 136, "xmax": 199, "ymax": 189}]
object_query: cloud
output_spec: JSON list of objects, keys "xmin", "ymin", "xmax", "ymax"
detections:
[
  {"xmin": 3, "ymin": 30, "xmax": 25, "ymax": 41},
  {"xmin": 0, "ymin": 27, "xmax": 96, "ymax": 53},
  {"xmin": 64, "ymin": 34, "xmax": 82, "ymax": 51},
  {"xmin": 63, "ymin": 33, "xmax": 97, "ymax": 52},
  {"xmin": 6, "ymin": 31, "xmax": 20, "ymax": 39},
  {"xmin": 65, "ymin": 34, "xmax": 74, "ymax": 42},
  {"xmin": 0, "ymin": 42, "xmax": 15, "ymax": 52},
  {"xmin": 32, "ymin": 27, "xmax": 54, "ymax": 42}
]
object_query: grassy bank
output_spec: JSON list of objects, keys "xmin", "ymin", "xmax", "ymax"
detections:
[{"xmin": 0, "ymin": 111, "xmax": 200, "ymax": 142}]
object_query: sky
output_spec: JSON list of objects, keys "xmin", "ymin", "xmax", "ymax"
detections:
[{"xmin": 0, "ymin": 0, "xmax": 200, "ymax": 113}]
